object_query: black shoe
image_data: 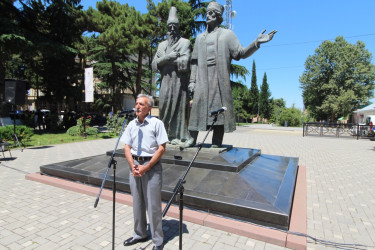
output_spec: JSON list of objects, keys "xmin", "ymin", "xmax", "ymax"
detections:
[
  {"xmin": 123, "ymin": 237, "xmax": 148, "ymax": 246},
  {"xmin": 152, "ymin": 244, "xmax": 164, "ymax": 250}
]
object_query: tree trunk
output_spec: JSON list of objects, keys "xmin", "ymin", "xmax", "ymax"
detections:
[
  {"xmin": 36, "ymin": 75, "xmax": 39, "ymax": 111},
  {"xmin": 111, "ymin": 58, "xmax": 118, "ymax": 112},
  {"xmin": 0, "ymin": 61, "xmax": 5, "ymax": 116},
  {"xmin": 135, "ymin": 51, "xmax": 143, "ymax": 97}
]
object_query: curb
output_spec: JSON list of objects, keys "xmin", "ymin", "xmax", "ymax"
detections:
[{"xmin": 26, "ymin": 165, "xmax": 306, "ymax": 249}]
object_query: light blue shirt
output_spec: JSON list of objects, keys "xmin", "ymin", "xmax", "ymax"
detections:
[{"xmin": 121, "ymin": 115, "xmax": 169, "ymax": 157}]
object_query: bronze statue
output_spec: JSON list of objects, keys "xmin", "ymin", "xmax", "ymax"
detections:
[
  {"xmin": 152, "ymin": 7, "xmax": 194, "ymax": 148},
  {"xmin": 188, "ymin": 1, "xmax": 276, "ymax": 147}
]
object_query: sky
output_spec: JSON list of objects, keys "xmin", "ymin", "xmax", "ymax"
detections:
[{"xmin": 80, "ymin": 0, "xmax": 375, "ymax": 108}]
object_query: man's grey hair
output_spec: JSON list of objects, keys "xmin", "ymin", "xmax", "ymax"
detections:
[{"xmin": 137, "ymin": 94, "xmax": 154, "ymax": 107}]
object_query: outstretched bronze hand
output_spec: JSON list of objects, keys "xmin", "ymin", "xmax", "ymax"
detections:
[{"xmin": 256, "ymin": 29, "xmax": 277, "ymax": 44}]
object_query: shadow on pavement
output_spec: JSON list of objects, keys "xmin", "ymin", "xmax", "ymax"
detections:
[
  {"xmin": 162, "ymin": 219, "xmax": 189, "ymax": 245},
  {"xmin": 0, "ymin": 157, "xmax": 17, "ymax": 161},
  {"xmin": 0, "ymin": 161, "xmax": 30, "ymax": 174},
  {"xmin": 27, "ymin": 146, "xmax": 54, "ymax": 150}
]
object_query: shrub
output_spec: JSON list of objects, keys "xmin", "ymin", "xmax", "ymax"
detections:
[
  {"xmin": 279, "ymin": 106, "xmax": 303, "ymax": 127},
  {"xmin": 76, "ymin": 116, "xmax": 92, "ymax": 135},
  {"xmin": 106, "ymin": 113, "xmax": 126, "ymax": 134},
  {"xmin": 67, "ymin": 126, "xmax": 80, "ymax": 136},
  {"xmin": 86, "ymin": 127, "xmax": 98, "ymax": 135},
  {"xmin": 0, "ymin": 125, "xmax": 34, "ymax": 144},
  {"xmin": 66, "ymin": 115, "xmax": 98, "ymax": 137}
]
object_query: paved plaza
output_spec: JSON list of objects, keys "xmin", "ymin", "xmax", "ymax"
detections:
[{"xmin": 1, "ymin": 125, "xmax": 375, "ymax": 249}]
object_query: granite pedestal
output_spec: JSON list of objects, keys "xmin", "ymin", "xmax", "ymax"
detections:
[{"xmin": 40, "ymin": 145, "xmax": 298, "ymax": 229}]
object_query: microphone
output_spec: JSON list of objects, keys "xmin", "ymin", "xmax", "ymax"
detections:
[{"xmin": 209, "ymin": 107, "xmax": 227, "ymax": 117}]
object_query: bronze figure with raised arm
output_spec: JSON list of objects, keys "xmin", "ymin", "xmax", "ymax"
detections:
[{"xmin": 188, "ymin": 1, "xmax": 276, "ymax": 147}]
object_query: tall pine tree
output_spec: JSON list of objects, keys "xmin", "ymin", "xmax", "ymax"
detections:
[
  {"xmin": 19, "ymin": 0, "xmax": 83, "ymax": 111},
  {"xmin": 84, "ymin": 2, "xmax": 156, "ymax": 110},
  {"xmin": 249, "ymin": 60, "xmax": 259, "ymax": 118},
  {"xmin": 259, "ymin": 72, "xmax": 271, "ymax": 120}
]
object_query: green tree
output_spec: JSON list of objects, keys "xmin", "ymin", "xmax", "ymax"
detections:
[
  {"xmin": 0, "ymin": 0, "xmax": 31, "ymax": 113},
  {"xmin": 230, "ymin": 64, "xmax": 250, "ymax": 82},
  {"xmin": 230, "ymin": 60, "xmax": 251, "ymax": 123},
  {"xmin": 1, "ymin": 0, "xmax": 83, "ymax": 112},
  {"xmin": 232, "ymin": 81, "xmax": 251, "ymax": 123},
  {"xmin": 248, "ymin": 60, "xmax": 259, "ymax": 118},
  {"xmin": 300, "ymin": 36, "xmax": 375, "ymax": 121},
  {"xmin": 85, "ymin": 1, "xmax": 173, "ymax": 110},
  {"xmin": 145, "ymin": 0, "xmax": 162, "ymax": 96},
  {"xmin": 155, "ymin": 0, "xmax": 207, "ymax": 45},
  {"xmin": 0, "ymin": 0, "xmax": 21, "ymax": 81},
  {"xmin": 279, "ymin": 105, "xmax": 303, "ymax": 127},
  {"xmin": 85, "ymin": 1, "xmax": 134, "ymax": 111},
  {"xmin": 132, "ymin": 10, "xmax": 155, "ymax": 99},
  {"xmin": 17, "ymin": 0, "xmax": 83, "ymax": 110},
  {"xmin": 269, "ymin": 98, "xmax": 286, "ymax": 124},
  {"xmin": 259, "ymin": 72, "xmax": 271, "ymax": 120},
  {"xmin": 83, "ymin": 0, "xmax": 208, "ymax": 111}
]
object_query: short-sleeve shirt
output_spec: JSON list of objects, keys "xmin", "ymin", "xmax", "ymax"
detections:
[{"xmin": 121, "ymin": 115, "xmax": 169, "ymax": 157}]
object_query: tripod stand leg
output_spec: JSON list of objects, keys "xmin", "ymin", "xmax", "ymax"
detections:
[
  {"xmin": 179, "ymin": 185, "xmax": 184, "ymax": 250},
  {"xmin": 13, "ymin": 134, "xmax": 23, "ymax": 152},
  {"xmin": 112, "ymin": 160, "xmax": 117, "ymax": 250},
  {"xmin": 162, "ymin": 115, "xmax": 219, "ymax": 250}
]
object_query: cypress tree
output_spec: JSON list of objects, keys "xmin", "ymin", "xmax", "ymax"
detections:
[
  {"xmin": 249, "ymin": 60, "xmax": 259, "ymax": 118},
  {"xmin": 259, "ymin": 72, "xmax": 272, "ymax": 120}
]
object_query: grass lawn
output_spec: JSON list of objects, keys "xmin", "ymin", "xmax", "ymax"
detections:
[
  {"xmin": 236, "ymin": 122, "xmax": 265, "ymax": 126},
  {"xmin": 22, "ymin": 131, "xmax": 118, "ymax": 148}
]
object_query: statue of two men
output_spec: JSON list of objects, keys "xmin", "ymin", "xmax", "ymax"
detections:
[{"xmin": 153, "ymin": 2, "xmax": 276, "ymax": 148}]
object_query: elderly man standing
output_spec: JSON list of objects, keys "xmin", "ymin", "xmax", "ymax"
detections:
[
  {"xmin": 121, "ymin": 94, "xmax": 168, "ymax": 250},
  {"xmin": 152, "ymin": 7, "xmax": 194, "ymax": 148},
  {"xmin": 188, "ymin": 1, "xmax": 276, "ymax": 147}
]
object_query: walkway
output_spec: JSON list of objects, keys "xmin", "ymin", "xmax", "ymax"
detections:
[{"xmin": 1, "ymin": 125, "xmax": 374, "ymax": 249}]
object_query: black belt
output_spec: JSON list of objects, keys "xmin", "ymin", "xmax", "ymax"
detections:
[{"xmin": 132, "ymin": 155, "xmax": 152, "ymax": 161}]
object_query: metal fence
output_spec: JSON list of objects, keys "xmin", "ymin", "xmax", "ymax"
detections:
[{"xmin": 302, "ymin": 123, "xmax": 374, "ymax": 140}]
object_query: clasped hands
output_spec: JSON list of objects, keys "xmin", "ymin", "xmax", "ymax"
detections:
[{"xmin": 131, "ymin": 164, "xmax": 148, "ymax": 177}]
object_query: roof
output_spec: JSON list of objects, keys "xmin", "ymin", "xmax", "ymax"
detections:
[{"xmin": 353, "ymin": 103, "xmax": 375, "ymax": 113}]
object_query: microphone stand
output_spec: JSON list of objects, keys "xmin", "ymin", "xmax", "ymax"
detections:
[
  {"xmin": 94, "ymin": 114, "xmax": 131, "ymax": 250},
  {"xmin": 162, "ymin": 114, "xmax": 219, "ymax": 250}
]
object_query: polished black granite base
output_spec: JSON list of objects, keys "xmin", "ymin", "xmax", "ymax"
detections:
[
  {"xmin": 109, "ymin": 145, "xmax": 261, "ymax": 172},
  {"xmin": 40, "ymin": 146, "xmax": 298, "ymax": 229}
]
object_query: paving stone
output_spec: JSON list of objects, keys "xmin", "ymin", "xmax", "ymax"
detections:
[
  {"xmin": 2, "ymin": 126, "xmax": 375, "ymax": 249},
  {"xmin": 0, "ymin": 233, "xmax": 23, "ymax": 245},
  {"xmin": 6, "ymin": 242, "xmax": 23, "ymax": 250}
]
